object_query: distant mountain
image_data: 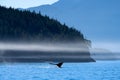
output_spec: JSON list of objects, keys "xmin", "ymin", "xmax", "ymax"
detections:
[{"xmin": 27, "ymin": 0, "xmax": 120, "ymax": 42}]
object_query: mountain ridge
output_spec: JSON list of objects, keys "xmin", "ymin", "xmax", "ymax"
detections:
[{"xmin": 27, "ymin": 0, "xmax": 120, "ymax": 42}]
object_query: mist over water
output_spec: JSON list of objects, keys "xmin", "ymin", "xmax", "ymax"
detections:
[
  {"xmin": 92, "ymin": 42, "xmax": 120, "ymax": 53},
  {"xmin": 0, "ymin": 42, "xmax": 120, "ymax": 61},
  {"xmin": 0, "ymin": 42, "xmax": 119, "ymax": 52},
  {"xmin": 0, "ymin": 42, "xmax": 88, "ymax": 52},
  {"xmin": 91, "ymin": 42, "xmax": 120, "ymax": 60},
  {"xmin": 0, "ymin": 42, "xmax": 95, "ymax": 63}
]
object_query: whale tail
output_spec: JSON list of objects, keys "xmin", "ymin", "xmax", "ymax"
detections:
[
  {"xmin": 50, "ymin": 62, "xmax": 63, "ymax": 68},
  {"xmin": 56, "ymin": 62, "xmax": 63, "ymax": 68}
]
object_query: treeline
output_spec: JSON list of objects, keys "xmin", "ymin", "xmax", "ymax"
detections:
[{"xmin": 0, "ymin": 6, "xmax": 90, "ymax": 45}]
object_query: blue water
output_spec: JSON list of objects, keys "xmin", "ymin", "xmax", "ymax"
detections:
[{"xmin": 0, "ymin": 61, "xmax": 120, "ymax": 80}]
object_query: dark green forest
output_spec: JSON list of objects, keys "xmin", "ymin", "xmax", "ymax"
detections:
[{"xmin": 0, "ymin": 6, "xmax": 90, "ymax": 45}]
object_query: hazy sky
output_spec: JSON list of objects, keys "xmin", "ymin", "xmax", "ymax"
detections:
[{"xmin": 0, "ymin": 0, "xmax": 59, "ymax": 8}]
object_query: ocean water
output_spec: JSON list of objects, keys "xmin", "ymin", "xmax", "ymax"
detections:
[{"xmin": 0, "ymin": 61, "xmax": 120, "ymax": 80}]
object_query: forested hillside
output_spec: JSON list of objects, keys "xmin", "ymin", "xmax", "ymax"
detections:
[
  {"xmin": 0, "ymin": 6, "xmax": 90, "ymax": 45},
  {"xmin": 0, "ymin": 6, "xmax": 95, "ymax": 62}
]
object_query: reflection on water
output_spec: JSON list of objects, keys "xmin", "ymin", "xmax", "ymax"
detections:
[{"xmin": 0, "ymin": 61, "xmax": 120, "ymax": 80}]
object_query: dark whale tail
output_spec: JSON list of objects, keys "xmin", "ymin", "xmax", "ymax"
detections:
[
  {"xmin": 56, "ymin": 62, "xmax": 63, "ymax": 68},
  {"xmin": 50, "ymin": 62, "xmax": 63, "ymax": 68}
]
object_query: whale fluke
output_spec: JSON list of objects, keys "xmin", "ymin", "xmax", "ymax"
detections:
[
  {"xmin": 56, "ymin": 62, "xmax": 63, "ymax": 68},
  {"xmin": 50, "ymin": 62, "xmax": 63, "ymax": 68}
]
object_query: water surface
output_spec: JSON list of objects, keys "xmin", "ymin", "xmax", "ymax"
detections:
[{"xmin": 0, "ymin": 61, "xmax": 120, "ymax": 80}]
